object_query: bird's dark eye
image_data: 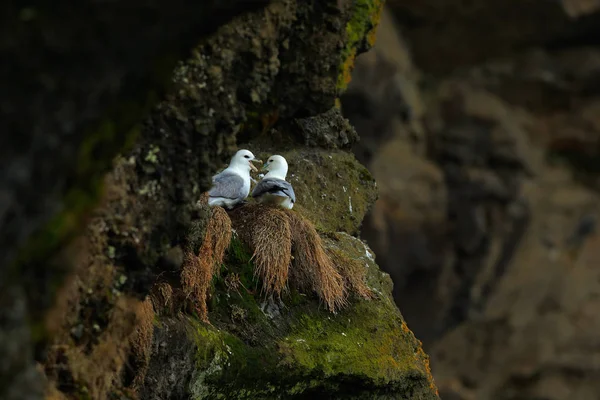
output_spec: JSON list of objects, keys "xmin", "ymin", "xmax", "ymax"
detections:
[{"xmin": 244, "ymin": 155, "xmax": 250, "ymax": 159}]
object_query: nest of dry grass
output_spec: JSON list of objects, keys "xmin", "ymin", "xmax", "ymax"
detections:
[
  {"xmin": 181, "ymin": 206, "xmax": 232, "ymax": 322},
  {"xmin": 230, "ymin": 205, "xmax": 291, "ymax": 296},
  {"xmin": 285, "ymin": 211, "xmax": 347, "ymax": 312},
  {"xmin": 230, "ymin": 204, "xmax": 371, "ymax": 312},
  {"xmin": 177, "ymin": 202, "xmax": 371, "ymax": 321}
]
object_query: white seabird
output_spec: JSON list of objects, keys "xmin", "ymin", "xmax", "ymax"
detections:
[
  {"xmin": 251, "ymin": 155, "xmax": 296, "ymax": 209},
  {"xmin": 208, "ymin": 149, "xmax": 262, "ymax": 209}
]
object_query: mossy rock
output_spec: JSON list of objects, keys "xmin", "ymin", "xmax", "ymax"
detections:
[
  {"xmin": 251, "ymin": 148, "xmax": 378, "ymax": 236},
  {"xmin": 337, "ymin": 0, "xmax": 384, "ymax": 91},
  {"xmin": 141, "ymin": 234, "xmax": 438, "ymax": 399}
]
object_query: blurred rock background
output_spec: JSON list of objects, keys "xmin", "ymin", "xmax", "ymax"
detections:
[{"xmin": 341, "ymin": 2, "xmax": 600, "ymax": 399}]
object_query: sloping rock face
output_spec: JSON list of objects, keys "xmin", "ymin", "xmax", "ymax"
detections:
[
  {"xmin": 141, "ymin": 227, "xmax": 436, "ymax": 399},
  {"xmin": 342, "ymin": 4, "xmax": 600, "ymax": 400},
  {"xmin": 5, "ymin": 1, "xmax": 440, "ymax": 399},
  {"xmin": 1, "ymin": 2, "xmax": 269, "ymax": 398}
]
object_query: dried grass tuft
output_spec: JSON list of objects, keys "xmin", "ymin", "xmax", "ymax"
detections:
[
  {"xmin": 198, "ymin": 191, "xmax": 210, "ymax": 206},
  {"xmin": 44, "ymin": 297, "xmax": 144, "ymax": 400},
  {"xmin": 181, "ymin": 206, "xmax": 232, "ymax": 322},
  {"xmin": 286, "ymin": 211, "xmax": 347, "ymax": 312},
  {"xmin": 149, "ymin": 281, "xmax": 174, "ymax": 314},
  {"xmin": 129, "ymin": 297, "xmax": 155, "ymax": 390},
  {"xmin": 230, "ymin": 205, "xmax": 291, "ymax": 296},
  {"xmin": 229, "ymin": 205, "xmax": 373, "ymax": 312}
]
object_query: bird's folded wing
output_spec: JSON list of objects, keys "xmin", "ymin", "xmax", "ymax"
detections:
[
  {"xmin": 252, "ymin": 178, "xmax": 295, "ymax": 202},
  {"xmin": 209, "ymin": 172, "xmax": 246, "ymax": 199}
]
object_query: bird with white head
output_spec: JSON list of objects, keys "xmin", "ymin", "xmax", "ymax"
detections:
[
  {"xmin": 208, "ymin": 149, "xmax": 262, "ymax": 209},
  {"xmin": 251, "ymin": 155, "xmax": 296, "ymax": 209}
]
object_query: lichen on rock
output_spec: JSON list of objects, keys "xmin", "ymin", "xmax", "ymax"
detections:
[
  {"xmin": 28, "ymin": 1, "xmax": 439, "ymax": 399},
  {"xmin": 141, "ymin": 232, "xmax": 437, "ymax": 400}
]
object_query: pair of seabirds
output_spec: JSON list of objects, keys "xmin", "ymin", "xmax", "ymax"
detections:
[{"xmin": 208, "ymin": 149, "xmax": 296, "ymax": 210}]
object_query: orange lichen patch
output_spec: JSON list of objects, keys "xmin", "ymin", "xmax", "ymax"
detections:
[
  {"xmin": 181, "ymin": 206, "xmax": 232, "ymax": 322},
  {"xmin": 365, "ymin": 0, "xmax": 383, "ymax": 47},
  {"xmin": 338, "ymin": 47, "xmax": 357, "ymax": 90},
  {"xmin": 401, "ymin": 321, "xmax": 439, "ymax": 396},
  {"xmin": 337, "ymin": 0, "xmax": 385, "ymax": 91}
]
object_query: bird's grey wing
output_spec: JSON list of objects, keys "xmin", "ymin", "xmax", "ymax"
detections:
[
  {"xmin": 208, "ymin": 172, "xmax": 245, "ymax": 199},
  {"xmin": 252, "ymin": 178, "xmax": 295, "ymax": 202}
]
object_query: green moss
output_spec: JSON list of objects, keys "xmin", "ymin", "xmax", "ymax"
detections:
[
  {"xmin": 208, "ymin": 236, "xmax": 271, "ymax": 330},
  {"xmin": 337, "ymin": 0, "xmax": 384, "ymax": 91},
  {"xmin": 179, "ymin": 233, "xmax": 438, "ymax": 399},
  {"xmin": 279, "ymin": 149, "xmax": 377, "ymax": 235},
  {"xmin": 227, "ymin": 236, "xmax": 253, "ymax": 266},
  {"xmin": 188, "ymin": 319, "xmax": 283, "ymax": 399},
  {"xmin": 279, "ymin": 301, "xmax": 418, "ymax": 382}
]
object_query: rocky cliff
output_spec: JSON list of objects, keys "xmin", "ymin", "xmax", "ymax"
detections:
[
  {"xmin": 2, "ymin": 1, "xmax": 440, "ymax": 399},
  {"xmin": 342, "ymin": 3, "xmax": 600, "ymax": 399}
]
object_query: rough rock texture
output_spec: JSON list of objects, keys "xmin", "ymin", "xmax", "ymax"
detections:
[
  {"xmin": 1, "ymin": 0, "xmax": 270, "ymax": 305},
  {"xmin": 341, "ymin": 5, "xmax": 600, "ymax": 400},
  {"xmin": 10, "ymin": 0, "xmax": 440, "ymax": 399},
  {"xmin": 141, "ymin": 231, "xmax": 436, "ymax": 399},
  {"xmin": 1, "ymin": 2, "xmax": 270, "ymax": 398}
]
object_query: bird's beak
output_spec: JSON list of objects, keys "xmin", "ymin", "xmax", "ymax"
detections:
[{"xmin": 250, "ymin": 159, "xmax": 262, "ymax": 172}]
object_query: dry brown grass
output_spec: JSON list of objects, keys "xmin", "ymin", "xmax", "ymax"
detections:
[
  {"xmin": 326, "ymin": 247, "xmax": 374, "ymax": 300},
  {"xmin": 129, "ymin": 297, "xmax": 155, "ymax": 390},
  {"xmin": 44, "ymin": 297, "xmax": 145, "ymax": 400},
  {"xmin": 198, "ymin": 191, "xmax": 210, "ymax": 205},
  {"xmin": 286, "ymin": 211, "xmax": 347, "ymax": 312},
  {"xmin": 230, "ymin": 205, "xmax": 292, "ymax": 296},
  {"xmin": 149, "ymin": 281, "xmax": 174, "ymax": 314},
  {"xmin": 231, "ymin": 205, "xmax": 347, "ymax": 311},
  {"xmin": 181, "ymin": 206, "xmax": 232, "ymax": 322}
]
